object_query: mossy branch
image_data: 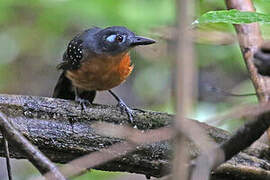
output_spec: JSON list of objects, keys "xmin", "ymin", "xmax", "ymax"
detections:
[{"xmin": 0, "ymin": 94, "xmax": 269, "ymax": 179}]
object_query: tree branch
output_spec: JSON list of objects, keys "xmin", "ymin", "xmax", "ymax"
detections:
[
  {"xmin": 0, "ymin": 112, "xmax": 66, "ymax": 180},
  {"xmin": 0, "ymin": 94, "xmax": 177, "ymax": 177},
  {"xmin": 225, "ymin": 0, "xmax": 266, "ymax": 101},
  {"xmin": 0, "ymin": 94, "xmax": 270, "ymax": 179}
]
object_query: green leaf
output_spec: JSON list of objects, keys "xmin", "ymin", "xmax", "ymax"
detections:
[{"xmin": 193, "ymin": 9, "xmax": 270, "ymax": 25}]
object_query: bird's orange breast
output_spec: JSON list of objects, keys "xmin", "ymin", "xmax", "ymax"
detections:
[{"xmin": 66, "ymin": 53, "xmax": 134, "ymax": 91}]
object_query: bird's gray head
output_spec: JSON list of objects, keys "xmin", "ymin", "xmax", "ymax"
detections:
[{"xmin": 87, "ymin": 26, "xmax": 156, "ymax": 56}]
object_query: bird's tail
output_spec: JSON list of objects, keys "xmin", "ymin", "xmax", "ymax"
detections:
[{"xmin": 53, "ymin": 71, "xmax": 75, "ymax": 100}]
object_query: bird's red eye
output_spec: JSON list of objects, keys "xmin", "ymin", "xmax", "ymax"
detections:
[{"xmin": 116, "ymin": 35, "xmax": 123, "ymax": 42}]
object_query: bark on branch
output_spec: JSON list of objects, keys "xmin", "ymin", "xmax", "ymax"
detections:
[{"xmin": 0, "ymin": 94, "xmax": 269, "ymax": 179}]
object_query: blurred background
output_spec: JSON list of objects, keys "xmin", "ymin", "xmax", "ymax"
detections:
[{"xmin": 0, "ymin": 0, "xmax": 270, "ymax": 179}]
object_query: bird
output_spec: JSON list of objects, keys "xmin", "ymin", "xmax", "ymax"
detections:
[{"xmin": 53, "ymin": 26, "xmax": 156, "ymax": 123}]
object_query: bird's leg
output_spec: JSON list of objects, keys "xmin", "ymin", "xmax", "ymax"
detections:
[
  {"xmin": 108, "ymin": 90, "xmax": 134, "ymax": 123},
  {"xmin": 75, "ymin": 88, "xmax": 90, "ymax": 110}
]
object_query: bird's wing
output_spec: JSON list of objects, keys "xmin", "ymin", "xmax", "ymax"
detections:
[
  {"xmin": 57, "ymin": 27, "xmax": 101, "ymax": 71},
  {"xmin": 57, "ymin": 33, "xmax": 84, "ymax": 70}
]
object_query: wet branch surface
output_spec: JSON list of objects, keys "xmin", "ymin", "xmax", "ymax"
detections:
[{"xmin": 0, "ymin": 94, "xmax": 270, "ymax": 179}]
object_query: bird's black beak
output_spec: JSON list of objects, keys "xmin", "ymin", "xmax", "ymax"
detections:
[{"xmin": 130, "ymin": 36, "xmax": 156, "ymax": 46}]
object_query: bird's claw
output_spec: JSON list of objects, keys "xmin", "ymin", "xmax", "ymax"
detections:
[
  {"xmin": 117, "ymin": 100, "xmax": 134, "ymax": 124},
  {"xmin": 75, "ymin": 97, "xmax": 90, "ymax": 111}
]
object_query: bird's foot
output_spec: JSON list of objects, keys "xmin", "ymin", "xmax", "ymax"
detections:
[
  {"xmin": 117, "ymin": 99, "xmax": 134, "ymax": 124},
  {"xmin": 75, "ymin": 96, "xmax": 91, "ymax": 111}
]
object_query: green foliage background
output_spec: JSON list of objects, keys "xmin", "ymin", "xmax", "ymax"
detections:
[{"xmin": 1, "ymin": 0, "xmax": 270, "ymax": 179}]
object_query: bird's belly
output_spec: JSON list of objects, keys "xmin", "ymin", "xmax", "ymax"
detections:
[{"xmin": 66, "ymin": 54, "xmax": 133, "ymax": 91}]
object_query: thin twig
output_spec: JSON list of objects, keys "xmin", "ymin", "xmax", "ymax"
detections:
[
  {"xmin": 0, "ymin": 112, "xmax": 66, "ymax": 180},
  {"xmin": 206, "ymin": 103, "xmax": 270, "ymax": 125},
  {"xmin": 59, "ymin": 142, "xmax": 137, "ymax": 179},
  {"xmin": 92, "ymin": 122, "xmax": 173, "ymax": 144},
  {"xmin": 3, "ymin": 137, "xmax": 12, "ymax": 180},
  {"xmin": 185, "ymin": 122, "xmax": 224, "ymax": 180},
  {"xmin": 173, "ymin": 0, "xmax": 195, "ymax": 179},
  {"xmin": 155, "ymin": 27, "xmax": 237, "ymax": 45}
]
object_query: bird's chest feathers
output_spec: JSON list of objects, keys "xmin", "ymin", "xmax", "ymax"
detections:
[{"xmin": 66, "ymin": 53, "xmax": 134, "ymax": 90}]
